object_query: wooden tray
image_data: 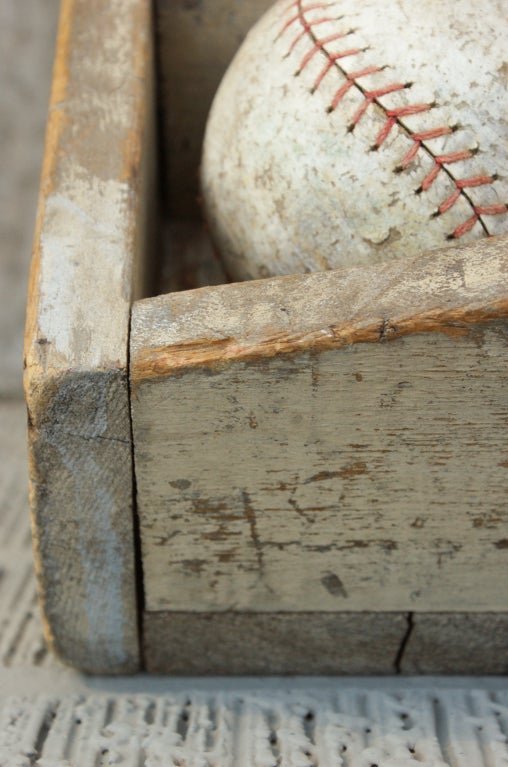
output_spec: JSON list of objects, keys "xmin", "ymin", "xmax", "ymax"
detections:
[{"xmin": 24, "ymin": 0, "xmax": 508, "ymax": 674}]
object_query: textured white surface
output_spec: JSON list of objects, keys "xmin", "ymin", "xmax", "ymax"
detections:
[
  {"xmin": 202, "ymin": 0, "xmax": 508, "ymax": 279},
  {"xmin": 1, "ymin": 681, "xmax": 508, "ymax": 766}
]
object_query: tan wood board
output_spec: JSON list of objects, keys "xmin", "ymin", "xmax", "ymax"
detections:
[
  {"xmin": 131, "ymin": 237, "xmax": 508, "ymax": 615},
  {"xmin": 155, "ymin": 0, "xmax": 273, "ymax": 219},
  {"xmin": 24, "ymin": 0, "xmax": 155, "ymax": 673}
]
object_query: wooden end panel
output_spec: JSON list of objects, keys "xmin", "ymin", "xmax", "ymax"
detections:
[
  {"xmin": 131, "ymin": 238, "xmax": 508, "ymax": 620},
  {"xmin": 24, "ymin": 0, "xmax": 156, "ymax": 673}
]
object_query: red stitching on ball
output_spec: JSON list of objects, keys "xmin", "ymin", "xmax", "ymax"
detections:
[
  {"xmin": 457, "ymin": 175, "xmax": 496, "ymax": 189},
  {"xmin": 325, "ymin": 65, "xmax": 383, "ymax": 106},
  {"xmin": 298, "ymin": 33, "xmax": 356, "ymax": 73},
  {"xmin": 439, "ymin": 189, "xmax": 461, "ymax": 214},
  {"xmin": 278, "ymin": 0, "xmax": 506, "ymax": 239},
  {"xmin": 475, "ymin": 203, "xmax": 508, "ymax": 215},
  {"xmin": 453, "ymin": 215, "xmax": 479, "ymax": 238},
  {"xmin": 287, "ymin": 16, "xmax": 342, "ymax": 55}
]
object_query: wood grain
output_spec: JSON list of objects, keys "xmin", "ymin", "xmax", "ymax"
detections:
[
  {"xmin": 131, "ymin": 237, "xmax": 508, "ymax": 617},
  {"xmin": 155, "ymin": 0, "xmax": 272, "ymax": 219},
  {"xmin": 24, "ymin": 0, "xmax": 155, "ymax": 673}
]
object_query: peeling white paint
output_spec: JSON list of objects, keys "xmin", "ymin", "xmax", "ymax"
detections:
[{"xmin": 39, "ymin": 172, "xmax": 132, "ymax": 370}]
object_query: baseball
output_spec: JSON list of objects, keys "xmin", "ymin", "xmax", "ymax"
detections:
[{"xmin": 201, "ymin": 0, "xmax": 508, "ymax": 280}]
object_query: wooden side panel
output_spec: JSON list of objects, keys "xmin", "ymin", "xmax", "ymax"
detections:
[
  {"xmin": 131, "ymin": 238, "xmax": 508, "ymax": 619},
  {"xmin": 24, "ymin": 0, "xmax": 155, "ymax": 673},
  {"xmin": 155, "ymin": 0, "xmax": 272, "ymax": 218}
]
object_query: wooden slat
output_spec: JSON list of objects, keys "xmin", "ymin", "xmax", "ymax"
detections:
[
  {"xmin": 143, "ymin": 611, "xmax": 508, "ymax": 674},
  {"xmin": 24, "ymin": 0, "xmax": 156, "ymax": 673},
  {"xmin": 131, "ymin": 237, "xmax": 508, "ymax": 624},
  {"xmin": 402, "ymin": 613, "xmax": 508, "ymax": 674},
  {"xmin": 143, "ymin": 611, "xmax": 408, "ymax": 674}
]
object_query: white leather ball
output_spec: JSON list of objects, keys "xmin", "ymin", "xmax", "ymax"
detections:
[{"xmin": 201, "ymin": 0, "xmax": 508, "ymax": 279}]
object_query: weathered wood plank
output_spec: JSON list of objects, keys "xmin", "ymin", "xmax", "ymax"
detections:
[
  {"xmin": 143, "ymin": 611, "xmax": 408, "ymax": 674},
  {"xmin": 155, "ymin": 0, "xmax": 273, "ymax": 219},
  {"xmin": 131, "ymin": 237, "xmax": 508, "ymax": 616},
  {"xmin": 24, "ymin": 0, "xmax": 156, "ymax": 673}
]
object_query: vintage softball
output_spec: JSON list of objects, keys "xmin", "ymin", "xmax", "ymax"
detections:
[{"xmin": 201, "ymin": 0, "xmax": 507, "ymax": 280}]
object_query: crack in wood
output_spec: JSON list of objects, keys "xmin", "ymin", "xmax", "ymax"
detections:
[{"xmin": 395, "ymin": 611, "xmax": 414, "ymax": 673}]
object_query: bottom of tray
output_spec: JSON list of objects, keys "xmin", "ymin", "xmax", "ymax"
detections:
[{"xmin": 143, "ymin": 610, "xmax": 508, "ymax": 675}]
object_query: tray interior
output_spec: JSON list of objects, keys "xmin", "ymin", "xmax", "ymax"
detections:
[{"xmin": 151, "ymin": 0, "xmax": 276, "ymax": 296}]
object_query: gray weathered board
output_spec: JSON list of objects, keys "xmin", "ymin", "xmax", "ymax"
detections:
[
  {"xmin": 131, "ymin": 236, "xmax": 508, "ymax": 672},
  {"xmin": 23, "ymin": 0, "xmax": 156, "ymax": 674}
]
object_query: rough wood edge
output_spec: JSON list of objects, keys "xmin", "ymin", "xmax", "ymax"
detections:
[
  {"xmin": 131, "ymin": 235, "xmax": 508, "ymax": 384},
  {"xmin": 23, "ymin": 0, "xmax": 155, "ymax": 673}
]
